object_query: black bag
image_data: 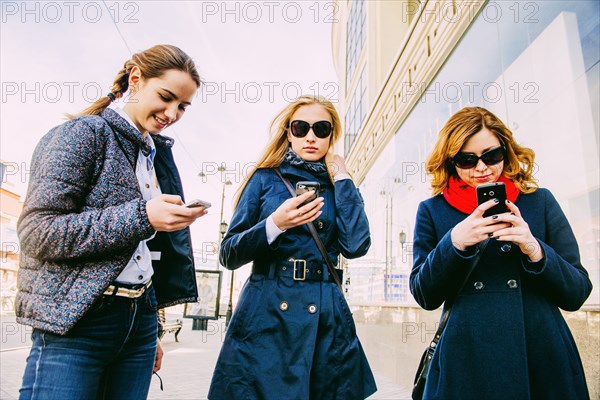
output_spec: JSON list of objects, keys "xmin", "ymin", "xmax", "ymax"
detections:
[
  {"xmin": 411, "ymin": 239, "xmax": 490, "ymax": 400},
  {"xmin": 412, "ymin": 345, "xmax": 435, "ymax": 399}
]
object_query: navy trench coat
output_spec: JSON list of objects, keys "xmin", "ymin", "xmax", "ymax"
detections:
[
  {"xmin": 410, "ymin": 188, "xmax": 592, "ymax": 400},
  {"xmin": 208, "ymin": 161, "xmax": 377, "ymax": 400}
]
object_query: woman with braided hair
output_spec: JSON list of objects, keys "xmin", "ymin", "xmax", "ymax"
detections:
[{"xmin": 17, "ymin": 44, "xmax": 207, "ymax": 399}]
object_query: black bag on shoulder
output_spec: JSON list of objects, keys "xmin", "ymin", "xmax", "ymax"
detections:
[{"xmin": 411, "ymin": 239, "xmax": 489, "ymax": 400}]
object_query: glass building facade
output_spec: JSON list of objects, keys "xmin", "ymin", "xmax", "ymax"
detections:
[{"xmin": 348, "ymin": 1, "xmax": 600, "ymax": 306}]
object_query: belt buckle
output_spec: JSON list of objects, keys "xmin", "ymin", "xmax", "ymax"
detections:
[{"xmin": 292, "ymin": 259, "xmax": 307, "ymax": 281}]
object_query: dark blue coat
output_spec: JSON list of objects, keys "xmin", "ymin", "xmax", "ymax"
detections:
[
  {"xmin": 209, "ymin": 161, "xmax": 377, "ymax": 400},
  {"xmin": 410, "ymin": 188, "xmax": 592, "ymax": 400}
]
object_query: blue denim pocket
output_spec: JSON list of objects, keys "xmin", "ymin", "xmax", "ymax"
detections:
[{"xmin": 141, "ymin": 286, "xmax": 158, "ymax": 313}]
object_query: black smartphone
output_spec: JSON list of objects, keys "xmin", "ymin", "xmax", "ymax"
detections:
[
  {"xmin": 185, "ymin": 199, "xmax": 212, "ymax": 209},
  {"xmin": 295, "ymin": 181, "xmax": 320, "ymax": 207},
  {"xmin": 476, "ymin": 182, "xmax": 508, "ymax": 217}
]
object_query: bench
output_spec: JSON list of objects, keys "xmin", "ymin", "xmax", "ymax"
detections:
[{"xmin": 158, "ymin": 308, "xmax": 183, "ymax": 342}]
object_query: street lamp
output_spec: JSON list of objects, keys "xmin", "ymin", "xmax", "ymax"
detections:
[
  {"xmin": 197, "ymin": 169, "xmax": 233, "ymax": 326},
  {"xmin": 399, "ymin": 230, "xmax": 407, "ymax": 248}
]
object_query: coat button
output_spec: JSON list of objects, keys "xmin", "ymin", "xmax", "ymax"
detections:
[
  {"xmin": 507, "ymin": 279, "xmax": 518, "ymax": 289},
  {"xmin": 138, "ymin": 275, "xmax": 143, "ymax": 280},
  {"xmin": 280, "ymin": 301, "xmax": 289, "ymax": 311},
  {"xmin": 316, "ymin": 221, "xmax": 324, "ymax": 229},
  {"xmin": 501, "ymin": 244, "xmax": 512, "ymax": 252},
  {"xmin": 308, "ymin": 304, "xmax": 317, "ymax": 314},
  {"xmin": 474, "ymin": 281, "xmax": 484, "ymax": 290},
  {"xmin": 145, "ymin": 183, "xmax": 150, "ymax": 189},
  {"xmin": 282, "ymin": 266, "xmax": 287, "ymax": 271},
  {"xmin": 316, "ymin": 270, "xmax": 322, "ymax": 274},
  {"xmin": 136, "ymin": 255, "xmax": 142, "ymax": 261}
]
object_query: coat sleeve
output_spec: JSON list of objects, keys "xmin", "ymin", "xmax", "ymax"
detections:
[
  {"xmin": 334, "ymin": 179, "xmax": 371, "ymax": 259},
  {"xmin": 219, "ymin": 172, "xmax": 279, "ymax": 270},
  {"xmin": 17, "ymin": 119, "xmax": 155, "ymax": 262},
  {"xmin": 409, "ymin": 201, "xmax": 484, "ymax": 310},
  {"xmin": 521, "ymin": 189, "xmax": 592, "ymax": 311}
]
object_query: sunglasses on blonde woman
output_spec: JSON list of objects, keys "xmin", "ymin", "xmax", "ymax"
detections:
[
  {"xmin": 290, "ymin": 120, "xmax": 332, "ymax": 139},
  {"xmin": 452, "ymin": 146, "xmax": 505, "ymax": 169}
]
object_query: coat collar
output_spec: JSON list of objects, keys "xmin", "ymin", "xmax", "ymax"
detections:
[{"xmin": 101, "ymin": 108, "xmax": 175, "ymax": 155}]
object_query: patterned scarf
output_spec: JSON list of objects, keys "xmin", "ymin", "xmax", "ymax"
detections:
[{"xmin": 284, "ymin": 147, "xmax": 329, "ymax": 178}]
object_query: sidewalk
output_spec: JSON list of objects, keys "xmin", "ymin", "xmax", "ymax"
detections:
[{"xmin": 1, "ymin": 316, "xmax": 411, "ymax": 399}]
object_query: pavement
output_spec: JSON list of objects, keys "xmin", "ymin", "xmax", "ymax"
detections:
[{"xmin": 1, "ymin": 315, "xmax": 412, "ymax": 400}]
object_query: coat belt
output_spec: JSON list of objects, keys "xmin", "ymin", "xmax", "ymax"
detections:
[{"xmin": 252, "ymin": 259, "xmax": 342, "ymax": 283}]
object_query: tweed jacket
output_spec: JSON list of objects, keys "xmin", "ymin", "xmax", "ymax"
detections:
[
  {"xmin": 410, "ymin": 188, "xmax": 592, "ymax": 399},
  {"xmin": 16, "ymin": 108, "xmax": 198, "ymax": 335}
]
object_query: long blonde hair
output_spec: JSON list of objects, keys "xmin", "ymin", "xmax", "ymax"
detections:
[
  {"xmin": 68, "ymin": 44, "xmax": 200, "ymax": 119},
  {"xmin": 426, "ymin": 107, "xmax": 537, "ymax": 195},
  {"xmin": 234, "ymin": 95, "xmax": 342, "ymax": 207}
]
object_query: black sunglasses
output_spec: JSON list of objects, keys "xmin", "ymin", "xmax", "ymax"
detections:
[
  {"xmin": 290, "ymin": 120, "xmax": 332, "ymax": 139},
  {"xmin": 452, "ymin": 146, "xmax": 506, "ymax": 169}
]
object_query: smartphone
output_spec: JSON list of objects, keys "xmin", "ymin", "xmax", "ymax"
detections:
[
  {"xmin": 185, "ymin": 199, "xmax": 212, "ymax": 209},
  {"xmin": 476, "ymin": 182, "xmax": 508, "ymax": 217},
  {"xmin": 295, "ymin": 181, "xmax": 320, "ymax": 207}
]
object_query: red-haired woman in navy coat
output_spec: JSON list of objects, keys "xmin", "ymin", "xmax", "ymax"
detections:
[{"xmin": 410, "ymin": 107, "xmax": 592, "ymax": 399}]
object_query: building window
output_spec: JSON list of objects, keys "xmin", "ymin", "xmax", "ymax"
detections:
[
  {"xmin": 345, "ymin": 66, "xmax": 368, "ymax": 155},
  {"xmin": 346, "ymin": 0, "xmax": 366, "ymax": 88}
]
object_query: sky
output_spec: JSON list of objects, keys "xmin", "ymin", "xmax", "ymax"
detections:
[{"xmin": 0, "ymin": 0, "xmax": 341, "ymax": 264}]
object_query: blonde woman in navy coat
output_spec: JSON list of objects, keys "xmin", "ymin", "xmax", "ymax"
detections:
[
  {"xmin": 208, "ymin": 95, "xmax": 377, "ymax": 399},
  {"xmin": 410, "ymin": 107, "xmax": 592, "ymax": 399}
]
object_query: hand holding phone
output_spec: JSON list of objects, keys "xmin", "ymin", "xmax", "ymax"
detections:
[
  {"xmin": 295, "ymin": 181, "xmax": 320, "ymax": 207},
  {"xmin": 147, "ymin": 194, "xmax": 208, "ymax": 232},
  {"xmin": 185, "ymin": 199, "xmax": 212, "ymax": 209},
  {"xmin": 476, "ymin": 182, "xmax": 508, "ymax": 217},
  {"xmin": 271, "ymin": 181, "xmax": 324, "ymax": 231}
]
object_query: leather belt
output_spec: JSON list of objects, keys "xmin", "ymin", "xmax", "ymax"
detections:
[
  {"xmin": 252, "ymin": 259, "xmax": 342, "ymax": 283},
  {"xmin": 103, "ymin": 280, "xmax": 152, "ymax": 298}
]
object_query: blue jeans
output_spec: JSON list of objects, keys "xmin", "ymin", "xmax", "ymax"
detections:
[{"xmin": 19, "ymin": 285, "xmax": 159, "ymax": 400}]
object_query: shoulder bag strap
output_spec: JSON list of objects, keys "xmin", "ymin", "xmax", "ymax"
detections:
[{"xmin": 274, "ymin": 168, "xmax": 343, "ymax": 289}]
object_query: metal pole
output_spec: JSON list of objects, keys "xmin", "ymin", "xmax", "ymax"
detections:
[
  {"xmin": 225, "ymin": 266, "xmax": 234, "ymax": 328},
  {"xmin": 217, "ymin": 183, "xmax": 226, "ymax": 268},
  {"xmin": 218, "ymin": 180, "xmax": 234, "ymax": 328},
  {"xmin": 384, "ymin": 193, "xmax": 389, "ymax": 301}
]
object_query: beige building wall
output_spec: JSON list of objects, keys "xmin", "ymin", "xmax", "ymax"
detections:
[
  {"xmin": 1, "ymin": 183, "xmax": 23, "ymax": 310},
  {"xmin": 333, "ymin": 0, "xmax": 485, "ymax": 180},
  {"xmin": 333, "ymin": 0, "xmax": 421, "ymax": 157}
]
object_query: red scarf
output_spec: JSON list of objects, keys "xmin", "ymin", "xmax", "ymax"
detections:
[{"xmin": 443, "ymin": 175, "xmax": 520, "ymax": 215}]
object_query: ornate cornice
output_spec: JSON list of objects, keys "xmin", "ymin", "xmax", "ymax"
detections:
[{"xmin": 345, "ymin": 0, "xmax": 486, "ymax": 185}]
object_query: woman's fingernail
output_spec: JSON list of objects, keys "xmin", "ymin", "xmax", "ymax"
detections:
[
  {"xmin": 506, "ymin": 200, "xmax": 511, "ymax": 203},
  {"xmin": 494, "ymin": 198, "xmax": 500, "ymax": 203},
  {"xmin": 492, "ymin": 215, "xmax": 499, "ymax": 220},
  {"xmin": 488, "ymin": 232, "xmax": 494, "ymax": 237}
]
